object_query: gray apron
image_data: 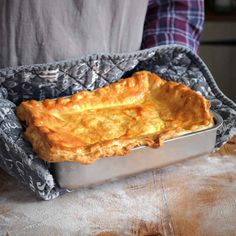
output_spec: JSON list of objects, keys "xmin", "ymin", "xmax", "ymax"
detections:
[{"xmin": 0, "ymin": 0, "xmax": 148, "ymax": 68}]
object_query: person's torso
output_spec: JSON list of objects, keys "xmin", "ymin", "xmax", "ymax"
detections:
[{"xmin": 0, "ymin": 0, "xmax": 148, "ymax": 68}]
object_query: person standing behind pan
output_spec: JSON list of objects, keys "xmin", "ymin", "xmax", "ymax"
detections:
[{"xmin": 0, "ymin": 0, "xmax": 204, "ymax": 68}]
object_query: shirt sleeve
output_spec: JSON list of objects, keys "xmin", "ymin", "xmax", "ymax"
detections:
[{"xmin": 141, "ymin": 0, "xmax": 205, "ymax": 54}]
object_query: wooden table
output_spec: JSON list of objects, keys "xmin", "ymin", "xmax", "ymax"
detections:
[{"xmin": 0, "ymin": 137, "xmax": 236, "ymax": 236}]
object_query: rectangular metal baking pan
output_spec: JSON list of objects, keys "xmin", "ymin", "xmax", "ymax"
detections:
[{"xmin": 52, "ymin": 111, "xmax": 223, "ymax": 190}]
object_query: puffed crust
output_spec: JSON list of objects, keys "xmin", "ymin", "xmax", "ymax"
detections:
[{"xmin": 16, "ymin": 71, "xmax": 214, "ymax": 164}]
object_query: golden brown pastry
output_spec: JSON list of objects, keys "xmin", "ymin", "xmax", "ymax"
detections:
[{"xmin": 16, "ymin": 71, "xmax": 214, "ymax": 164}]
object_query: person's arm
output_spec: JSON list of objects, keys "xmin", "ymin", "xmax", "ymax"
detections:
[{"xmin": 141, "ymin": 0, "xmax": 204, "ymax": 54}]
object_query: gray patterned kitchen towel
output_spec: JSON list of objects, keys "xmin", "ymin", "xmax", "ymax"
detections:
[{"xmin": 0, "ymin": 45, "xmax": 235, "ymax": 200}]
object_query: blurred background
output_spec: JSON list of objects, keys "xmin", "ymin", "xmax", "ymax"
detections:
[{"xmin": 200, "ymin": 0, "xmax": 236, "ymax": 102}]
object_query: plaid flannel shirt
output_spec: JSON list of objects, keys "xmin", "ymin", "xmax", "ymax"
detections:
[{"xmin": 142, "ymin": 0, "xmax": 205, "ymax": 54}]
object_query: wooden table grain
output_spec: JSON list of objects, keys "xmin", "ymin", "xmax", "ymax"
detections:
[{"xmin": 0, "ymin": 137, "xmax": 236, "ymax": 236}]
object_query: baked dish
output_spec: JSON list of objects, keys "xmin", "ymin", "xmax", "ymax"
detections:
[{"xmin": 16, "ymin": 71, "xmax": 214, "ymax": 164}]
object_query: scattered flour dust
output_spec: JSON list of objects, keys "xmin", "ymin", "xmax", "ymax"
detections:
[
  {"xmin": 161, "ymin": 154, "xmax": 236, "ymax": 236},
  {"xmin": 0, "ymin": 171, "xmax": 163, "ymax": 236},
  {"xmin": 1, "ymin": 155, "xmax": 236, "ymax": 235}
]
